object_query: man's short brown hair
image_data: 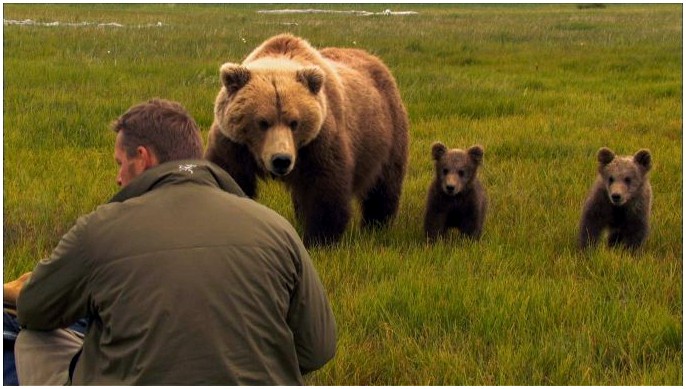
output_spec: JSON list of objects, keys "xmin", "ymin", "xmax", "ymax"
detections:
[{"xmin": 112, "ymin": 99, "xmax": 203, "ymax": 163}]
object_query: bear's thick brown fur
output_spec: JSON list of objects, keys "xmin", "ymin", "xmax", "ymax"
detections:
[
  {"xmin": 205, "ymin": 34, "xmax": 409, "ymax": 246},
  {"xmin": 578, "ymin": 147, "xmax": 652, "ymax": 250},
  {"xmin": 424, "ymin": 142, "xmax": 487, "ymax": 241}
]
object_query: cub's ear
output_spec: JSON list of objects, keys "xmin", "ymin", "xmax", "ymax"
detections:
[
  {"xmin": 597, "ymin": 147, "xmax": 615, "ymax": 166},
  {"xmin": 468, "ymin": 145, "xmax": 484, "ymax": 165},
  {"xmin": 220, "ymin": 63, "xmax": 251, "ymax": 94},
  {"xmin": 633, "ymin": 149, "xmax": 652, "ymax": 172},
  {"xmin": 296, "ymin": 66, "xmax": 325, "ymax": 94},
  {"xmin": 431, "ymin": 142, "xmax": 447, "ymax": 161}
]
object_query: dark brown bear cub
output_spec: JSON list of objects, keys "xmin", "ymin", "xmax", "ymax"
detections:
[
  {"xmin": 424, "ymin": 142, "xmax": 487, "ymax": 241},
  {"xmin": 578, "ymin": 147, "xmax": 652, "ymax": 250}
]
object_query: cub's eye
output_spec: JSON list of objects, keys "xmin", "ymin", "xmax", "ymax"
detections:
[
  {"xmin": 289, "ymin": 120, "xmax": 298, "ymax": 131},
  {"xmin": 457, "ymin": 170, "xmax": 465, "ymax": 177},
  {"xmin": 608, "ymin": 176, "xmax": 615, "ymax": 184},
  {"xmin": 624, "ymin": 177, "xmax": 632, "ymax": 185},
  {"xmin": 258, "ymin": 120, "xmax": 270, "ymax": 131},
  {"xmin": 442, "ymin": 168, "xmax": 449, "ymax": 175}
]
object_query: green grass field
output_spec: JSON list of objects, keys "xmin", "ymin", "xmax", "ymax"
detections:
[{"xmin": 3, "ymin": 3, "xmax": 682, "ymax": 385}]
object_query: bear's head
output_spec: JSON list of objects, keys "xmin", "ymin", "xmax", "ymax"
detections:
[
  {"xmin": 431, "ymin": 142, "xmax": 484, "ymax": 196},
  {"xmin": 213, "ymin": 59, "xmax": 327, "ymax": 176},
  {"xmin": 596, "ymin": 147, "xmax": 651, "ymax": 206}
]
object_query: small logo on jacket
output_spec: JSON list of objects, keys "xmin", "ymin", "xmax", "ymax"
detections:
[{"xmin": 178, "ymin": 164, "xmax": 198, "ymax": 174}]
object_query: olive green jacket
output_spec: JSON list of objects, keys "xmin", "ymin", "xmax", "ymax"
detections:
[{"xmin": 17, "ymin": 160, "xmax": 336, "ymax": 385}]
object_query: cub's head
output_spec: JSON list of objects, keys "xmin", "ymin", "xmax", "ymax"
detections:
[
  {"xmin": 431, "ymin": 142, "xmax": 484, "ymax": 196},
  {"xmin": 213, "ymin": 59, "xmax": 326, "ymax": 176},
  {"xmin": 596, "ymin": 147, "xmax": 652, "ymax": 206}
]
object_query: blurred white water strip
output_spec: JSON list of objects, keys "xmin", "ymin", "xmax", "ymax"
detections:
[
  {"xmin": 4, "ymin": 19, "xmax": 165, "ymax": 28},
  {"xmin": 257, "ymin": 9, "xmax": 418, "ymax": 16}
]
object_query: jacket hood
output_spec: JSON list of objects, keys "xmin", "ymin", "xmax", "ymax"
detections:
[{"xmin": 109, "ymin": 159, "xmax": 246, "ymax": 203}]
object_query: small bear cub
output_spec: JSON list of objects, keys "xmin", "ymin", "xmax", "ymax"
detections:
[
  {"xmin": 424, "ymin": 142, "xmax": 487, "ymax": 241},
  {"xmin": 578, "ymin": 147, "xmax": 652, "ymax": 250}
]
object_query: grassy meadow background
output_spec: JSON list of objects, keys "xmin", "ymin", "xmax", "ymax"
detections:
[{"xmin": 3, "ymin": 3, "xmax": 682, "ymax": 385}]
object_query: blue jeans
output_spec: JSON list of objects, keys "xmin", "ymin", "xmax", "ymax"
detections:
[
  {"xmin": 3, "ymin": 311, "xmax": 21, "ymax": 386},
  {"xmin": 3, "ymin": 310, "xmax": 87, "ymax": 386}
]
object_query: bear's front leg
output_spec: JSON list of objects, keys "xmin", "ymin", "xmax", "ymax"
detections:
[
  {"xmin": 578, "ymin": 208, "xmax": 606, "ymax": 249},
  {"xmin": 424, "ymin": 207, "xmax": 448, "ymax": 241},
  {"xmin": 454, "ymin": 205, "xmax": 484, "ymax": 240},
  {"xmin": 609, "ymin": 219, "xmax": 649, "ymax": 250},
  {"xmin": 291, "ymin": 192, "xmax": 305, "ymax": 226},
  {"xmin": 205, "ymin": 130, "xmax": 258, "ymax": 198},
  {"xmin": 292, "ymin": 184, "xmax": 351, "ymax": 247},
  {"xmin": 304, "ymin": 199, "xmax": 351, "ymax": 247},
  {"xmin": 458, "ymin": 220, "xmax": 482, "ymax": 240}
]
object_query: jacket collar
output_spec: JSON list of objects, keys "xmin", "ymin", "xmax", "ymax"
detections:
[{"xmin": 109, "ymin": 159, "xmax": 246, "ymax": 203}]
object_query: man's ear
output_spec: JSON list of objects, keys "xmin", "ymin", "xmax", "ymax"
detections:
[{"xmin": 137, "ymin": 146, "xmax": 159, "ymax": 169}]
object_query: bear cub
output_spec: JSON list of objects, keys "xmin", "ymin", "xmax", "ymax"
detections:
[
  {"xmin": 578, "ymin": 147, "xmax": 652, "ymax": 250},
  {"xmin": 424, "ymin": 142, "xmax": 487, "ymax": 241}
]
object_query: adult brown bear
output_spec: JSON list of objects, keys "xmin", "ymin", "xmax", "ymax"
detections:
[{"xmin": 205, "ymin": 34, "xmax": 409, "ymax": 246}]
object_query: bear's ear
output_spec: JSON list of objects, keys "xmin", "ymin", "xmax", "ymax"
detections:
[
  {"xmin": 633, "ymin": 149, "xmax": 652, "ymax": 172},
  {"xmin": 220, "ymin": 63, "xmax": 251, "ymax": 94},
  {"xmin": 296, "ymin": 66, "xmax": 325, "ymax": 94},
  {"xmin": 431, "ymin": 142, "xmax": 447, "ymax": 161},
  {"xmin": 468, "ymin": 145, "xmax": 484, "ymax": 165},
  {"xmin": 597, "ymin": 147, "xmax": 615, "ymax": 166}
]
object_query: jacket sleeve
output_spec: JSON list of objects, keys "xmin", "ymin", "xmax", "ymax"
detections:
[
  {"xmin": 286, "ymin": 239, "xmax": 337, "ymax": 374},
  {"xmin": 17, "ymin": 214, "xmax": 92, "ymax": 330}
]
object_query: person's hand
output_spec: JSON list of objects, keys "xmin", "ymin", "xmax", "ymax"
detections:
[{"xmin": 3, "ymin": 272, "xmax": 32, "ymax": 307}]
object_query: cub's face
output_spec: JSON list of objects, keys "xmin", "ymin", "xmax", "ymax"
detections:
[
  {"xmin": 431, "ymin": 142, "xmax": 484, "ymax": 196},
  {"xmin": 214, "ymin": 60, "xmax": 326, "ymax": 176},
  {"xmin": 596, "ymin": 147, "xmax": 652, "ymax": 206}
]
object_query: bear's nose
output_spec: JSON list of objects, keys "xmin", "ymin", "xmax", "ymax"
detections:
[
  {"xmin": 270, "ymin": 154, "xmax": 293, "ymax": 176},
  {"xmin": 611, "ymin": 193, "xmax": 622, "ymax": 203},
  {"xmin": 445, "ymin": 185, "xmax": 456, "ymax": 194}
]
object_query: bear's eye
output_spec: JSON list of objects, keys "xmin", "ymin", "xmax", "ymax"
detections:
[
  {"xmin": 442, "ymin": 168, "xmax": 449, "ymax": 175},
  {"xmin": 258, "ymin": 120, "xmax": 270, "ymax": 131},
  {"xmin": 608, "ymin": 176, "xmax": 615, "ymax": 184},
  {"xmin": 289, "ymin": 120, "xmax": 298, "ymax": 131},
  {"xmin": 624, "ymin": 177, "xmax": 632, "ymax": 185},
  {"xmin": 457, "ymin": 170, "xmax": 465, "ymax": 177}
]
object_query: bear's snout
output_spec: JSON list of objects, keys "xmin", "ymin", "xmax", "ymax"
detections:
[
  {"xmin": 270, "ymin": 154, "xmax": 293, "ymax": 176},
  {"xmin": 442, "ymin": 182, "xmax": 462, "ymax": 196},
  {"xmin": 442, "ymin": 174, "xmax": 462, "ymax": 196},
  {"xmin": 262, "ymin": 126, "xmax": 297, "ymax": 176},
  {"xmin": 610, "ymin": 192, "xmax": 623, "ymax": 205}
]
